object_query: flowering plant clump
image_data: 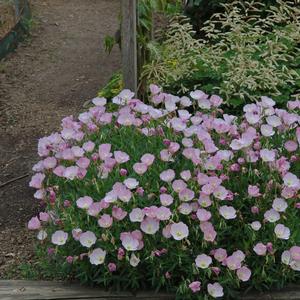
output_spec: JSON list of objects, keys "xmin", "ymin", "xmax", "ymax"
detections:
[{"xmin": 28, "ymin": 85, "xmax": 300, "ymax": 299}]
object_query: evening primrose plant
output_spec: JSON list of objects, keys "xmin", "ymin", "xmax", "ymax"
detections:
[{"xmin": 28, "ymin": 85, "xmax": 300, "ymax": 299}]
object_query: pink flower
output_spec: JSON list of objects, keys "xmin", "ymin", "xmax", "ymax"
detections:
[
  {"xmin": 196, "ymin": 208, "xmax": 212, "ymax": 222},
  {"xmin": 195, "ymin": 254, "xmax": 212, "ymax": 269},
  {"xmin": 179, "ymin": 188, "xmax": 195, "ymax": 202},
  {"xmin": 178, "ymin": 203, "xmax": 192, "ymax": 215},
  {"xmin": 290, "ymin": 246, "xmax": 300, "ymax": 261},
  {"xmin": 248, "ymin": 185, "xmax": 261, "ymax": 197},
  {"xmin": 76, "ymin": 157, "xmax": 90, "ymax": 169},
  {"xmin": 253, "ymin": 242, "xmax": 267, "ymax": 256},
  {"xmin": 133, "ymin": 162, "xmax": 148, "ymax": 175},
  {"xmin": 129, "ymin": 208, "xmax": 145, "ymax": 222},
  {"xmin": 275, "ymin": 224, "xmax": 290, "ymax": 240},
  {"xmin": 28, "ymin": 216, "xmax": 41, "ymax": 230},
  {"xmin": 160, "ymin": 193, "xmax": 174, "ymax": 206},
  {"xmin": 140, "ymin": 217, "xmax": 160, "ymax": 235},
  {"xmin": 261, "ymin": 124, "xmax": 275, "ymax": 137},
  {"xmin": 92, "ymin": 97, "xmax": 107, "ymax": 106},
  {"xmin": 29, "ymin": 173, "xmax": 45, "ymax": 189},
  {"xmin": 260, "ymin": 149, "xmax": 276, "ymax": 162},
  {"xmin": 156, "ymin": 207, "xmax": 172, "ymax": 221},
  {"xmin": 170, "ymin": 222, "xmax": 189, "ymax": 240},
  {"xmin": 108, "ymin": 262, "xmax": 117, "ymax": 272},
  {"xmin": 272, "ymin": 198, "xmax": 288, "ymax": 212},
  {"xmin": 121, "ymin": 234, "xmax": 139, "ymax": 251},
  {"xmin": 63, "ymin": 166, "xmax": 79, "ymax": 180},
  {"xmin": 99, "ymin": 143, "xmax": 112, "ymax": 160},
  {"xmin": 43, "ymin": 157, "xmax": 57, "ymax": 169},
  {"xmin": 141, "ymin": 153, "xmax": 155, "ymax": 166},
  {"xmin": 180, "ymin": 170, "xmax": 191, "ymax": 181},
  {"xmin": 172, "ymin": 179, "xmax": 187, "ymax": 193},
  {"xmin": 207, "ymin": 283, "xmax": 224, "ymax": 298},
  {"xmin": 51, "ymin": 230, "xmax": 68, "ymax": 246},
  {"xmin": 284, "ymin": 140, "xmax": 298, "ymax": 152},
  {"xmin": 124, "ymin": 178, "xmax": 139, "ymax": 189},
  {"xmin": 98, "ymin": 214, "xmax": 113, "ymax": 228},
  {"xmin": 264, "ymin": 208, "xmax": 280, "ymax": 223},
  {"xmin": 219, "ymin": 205, "xmax": 237, "ymax": 220},
  {"xmin": 237, "ymin": 266, "xmax": 251, "ymax": 282},
  {"xmin": 250, "ymin": 221, "xmax": 261, "ymax": 231},
  {"xmin": 225, "ymin": 255, "xmax": 241, "ymax": 270},
  {"xmin": 189, "ymin": 281, "xmax": 201, "ymax": 293},
  {"xmin": 214, "ymin": 248, "xmax": 227, "ymax": 262},
  {"xmin": 82, "ymin": 141, "xmax": 95, "ymax": 152},
  {"xmin": 87, "ymin": 202, "xmax": 102, "ymax": 216},
  {"xmin": 76, "ymin": 196, "xmax": 93, "ymax": 209},
  {"xmin": 283, "ymin": 172, "xmax": 300, "ymax": 189},
  {"xmin": 281, "ymin": 250, "xmax": 291, "ymax": 265},
  {"xmin": 72, "ymin": 228, "xmax": 82, "ymax": 240},
  {"xmin": 160, "ymin": 169, "xmax": 175, "ymax": 182},
  {"xmin": 79, "ymin": 231, "xmax": 97, "ymax": 248},
  {"xmin": 112, "ymin": 206, "xmax": 127, "ymax": 220},
  {"xmin": 39, "ymin": 212, "xmax": 50, "ymax": 222},
  {"xmin": 114, "ymin": 151, "xmax": 130, "ymax": 164},
  {"xmin": 89, "ymin": 248, "xmax": 106, "ymax": 265}
]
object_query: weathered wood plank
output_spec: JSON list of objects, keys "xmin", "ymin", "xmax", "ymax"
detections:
[
  {"xmin": 2, "ymin": 280, "xmax": 300, "ymax": 300},
  {"xmin": 121, "ymin": 0, "xmax": 137, "ymax": 94}
]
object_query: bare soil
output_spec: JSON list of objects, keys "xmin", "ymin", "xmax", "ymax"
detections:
[{"xmin": 0, "ymin": 0, "xmax": 121, "ymax": 278}]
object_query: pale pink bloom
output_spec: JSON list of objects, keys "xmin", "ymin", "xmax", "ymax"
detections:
[
  {"xmin": 178, "ymin": 203, "xmax": 192, "ymax": 215},
  {"xmin": 53, "ymin": 165, "xmax": 66, "ymax": 177},
  {"xmin": 160, "ymin": 224, "xmax": 171, "ymax": 240},
  {"xmin": 63, "ymin": 166, "xmax": 79, "ymax": 180},
  {"xmin": 144, "ymin": 206, "xmax": 158, "ymax": 218},
  {"xmin": 196, "ymin": 209, "xmax": 212, "ymax": 222},
  {"xmin": 281, "ymin": 186, "xmax": 295, "ymax": 199},
  {"xmin": 214, "ymin": 248, "xmax": 227, "ymax": 262},
  {"xmin": 82, "ymin": 141, "xmax": 95, "ymax": 152},
  {"xmin": 76, "ymin": 157, "xmax": 90, "ymax": 169},
  {"xmin": 79, "ymin": 231, "xmax": 97, "ymax": 248},
  {"xmin": 92, "ymin": 97, "xmax": 107, "ymax": 106},
  {"xmin": 261, "ymin": 124, "xmax": 274, "ymax": 137},
  {"xmin": 133, "ymin": 162, "xmax": 148, "ymax": 175},
  {"xmin": 156, "ymin": 206, "xmax": 172, "ymax": 221},
  {"xmin": 284, "ymin": 140, "xmax": 298, "ymax": 152},
  {"xmin": 141, "ymin": 153, "xmax": 155, "ymax": 166},
  {"xmin": 210, "ymin": 95, "xmax": 223, "ymax": 107},
  {"xmin": 71, "ymin": 146, "xmax": 84, "ymax": 157},
  {"xmin": 237, "ymin": 266, "xmax": 251, "ymax": 282},
  {"xmin": 178, "ymin": 110, "xmax": 191, "ymax": 121},
  {"xmin": 275, "ymin": 224, "xmax": 290, "ymax": 240},
  {"xmin": 248, "ymin": 185, "xmax": 261, "ymax": 197},
  {"xmin": 99, "ymin": 143, "xmax": 112, "ymax": 160},
  {"xmin": 140, "ymin": 217, "xmax": 160, "ymax": 235},
  {"xmin": 108, "ymin": 262, "xmax": 117, "ymax": 272},
  {"xmin": 261, "ymin": 96, "xmax": 275, "ymax": 108},
  {"xmin": 281, "ymin": 250, "xmax": 291, "ymax": 265},
  {"xmin": 260, "ymin": 149, "xmax": 276, "ymax": 162},
  {"xmin": 207, "ymin": 283, "xmax": 224, "ymax": 298},
  {"xmin": 39, "ymin": 212, "xmax": 50, "ymax": 222},
  {"xmin": 121, "ymin": 235, "xmax": 139, "ymax": 251},
  {"xmin": 283, "ymin": 172, "xmax": 300, "ymax": 189},
  {"xmin": 195, "ymin": 254, "xmax": 212, "ymax": 269},
  {"xmin": 225, "ymin": 255, "xmax": 241, "ymax": 270},
  {"xmin": 29, "ymin": 173, "xmax": 45, "ymax": 189},
  {"xmin": 290, "ymin": 246, "xmax": 300, "ymax": 261},
  {"xmin": 37, "ymin": 230, "xmax": 47, "ymax": 241},
  {"xmin": 213, "ymin": 186, "xmax": 228, "ymax": 200},
  {"xmin": 198, "ymin": 193, "xmax": 212, "ymax": 208},
  {"xmin": 219, "ymin": 206, "xmax": 237, "ymax": 220},
  {"xmin": 160, "ymin": 169, "xmax": 175, "ymax": 182},
  {"xmin": 124, "ymin": 178, "xmax": 139, "ymax": 189},
  {"xmin": 28, "ymin": 216, "xmax": 41, "ymax": 230},
  {"xmin": 189, "ymin": 281, "xmax": 201, "ymax": 293},
  {"xmin": 168, "ymin": 142, "xmax": 180, "ymax": 154},
  {"xmin": 72, "ymin": 228, "xmax": 82, "ymax": 241},
  {"xmin": 264, "ymin": 208, "xmax": 280, "ymax": 223},
  {"xmin": 104, "ymin": 190, "xmax": 118, "ymax": 203},
  {"xmin": 180, "ymin": 170, "xmax": 192, "ymax": 182},
  {"xmin": 250, "ymin": 221, "xmax": 262, "ymax": 231},
  {"xmin": 296, "ymin": 127, "xmax": 300, "ymax": 145},
  {"xmin": 172, "ymin": 179, "xmax": 187, "ymax": 193},
  {"xmin": 129, "ymin": 253, "xmax": 140, "ymax": 267},
  {"xmin": 34, "ymin": 189, "xmax": 46, "ymax": 200},
  {"xmin": 129, "ymin": 208, "xmax": 145, "ymax": 222},
  {"xmin": 179, "ymin": 188, "xmax": 195, "ymax": 202},
  {"xmin": 160, "ymin": 194, "xmax": 174, "ymax": 206},
  {"xmin": 170, "ymin": 222, "xmax": 189, "ymax": 240},
  {"xmin": 180, "ymin": 96, "xmax": 192, "ymax": 107},
  {"xmin": 190, "ymin": 90, "xmax": 207, "ymax": 100},
  {"xmin": 253, "ymin": 242, "xmax": 267, "ymax": 256},
  {"xmin": 51, "ymin": 230, "xmax": 68, "ymax": 246},
  {"xmin": 113, "ymin": 89, "xmax": 134, "ymax": 105},
  {"xmin": 149, "ymin": 84, "xmax": 161, "ymax": 95},
  {"xmin": 87, "ymin": 202, "xmax": 102, "ymax": 216},
  {"xmin": 272, "ymin": 198, "xmax": 288, "ymax": 212},
  {"xmin": 61, "ymin": 148, "xmax": 75, "ymax": 160},
  {"xmin": 98, "ymin": 214, "xmax": 113, "ymax": 228},
  {"xmin": 89, "ymin": 248, "xmax": 106, "ymax": 265},
  {"xmin": 76, "ymin": 196, "xmax": 93, "ymax": 209},
  {"xmin": 114, "ymin": 151, "xmax": 130, "ymax": 164},
  {"xmin": 266, "ymin": 115, "xmax": 282, "ymax": 127},
  {"xmin": 160, "ymin": 149, "xmax": 173, "ymax": 162},
  {"xmin": 112, "ymin": 206, "xmax": 127, "ymax": 220},
  {"xmin": 43, "ymin": 157, "xmax": 57, "ymax": 169}
]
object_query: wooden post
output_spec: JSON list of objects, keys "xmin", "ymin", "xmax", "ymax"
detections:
[{"xmin": 121, "ymin": 0, "xmax": 137, "ymax": 94}]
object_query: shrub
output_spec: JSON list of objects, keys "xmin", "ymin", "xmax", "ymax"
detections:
[
  {"xmin": 142, "ymin": 0, "xmax": 300, "ymax": 109},
  {"xmin": 28, "ymin": 86, "xmax": 300, "ymax": 299}
]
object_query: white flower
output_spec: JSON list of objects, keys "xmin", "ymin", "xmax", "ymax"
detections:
[{"xmin": 89, "ymin": 248, "xmax": 106, "ymax": 265}]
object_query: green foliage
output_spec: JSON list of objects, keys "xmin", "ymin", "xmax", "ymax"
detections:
[
  {"xmin": 98, "ymin": 72, "xmax": 124, "ymax": 99},
  {"xmin": 142, "ymin": 0, "xmax": 300, "ymax": 108}
]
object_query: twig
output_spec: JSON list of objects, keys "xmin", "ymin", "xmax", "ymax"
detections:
[{"xmin": 0, "ymin": 173, "xmax": 29, "ymax": 188}]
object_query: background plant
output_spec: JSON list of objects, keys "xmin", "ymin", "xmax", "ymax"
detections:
[{"xmin": 142, "ymin": 0, "xmax": 300, "ymax": 109}]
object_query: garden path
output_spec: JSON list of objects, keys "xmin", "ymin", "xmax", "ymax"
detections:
[{"xmin": 0, "ymin": 0, "xmax": 121, "ymax": 277}]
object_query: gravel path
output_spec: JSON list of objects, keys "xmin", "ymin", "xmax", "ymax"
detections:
[{"xmin": 0, "ymin": 0, "xmax": 121, "ymax": 277}]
